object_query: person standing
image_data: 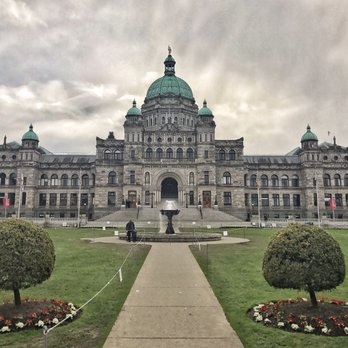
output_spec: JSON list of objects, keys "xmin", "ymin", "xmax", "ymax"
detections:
[{"xmin": 126, "ymin": 219, "xmax": 135, "ymax": 242}]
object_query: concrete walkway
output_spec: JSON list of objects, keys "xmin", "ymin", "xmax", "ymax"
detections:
[{"xmin": 103, "ymin": 240, "xmax": 245, "ymax": 348}]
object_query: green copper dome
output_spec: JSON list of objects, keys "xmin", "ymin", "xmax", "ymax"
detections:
[
  {"xmin": 198, "ymin": 100, "xmax": 213, "ymax": 116},
  {"xmin": 22, "ymin": 124, "xmax": 39, "ymax": 142},
  {"xmin": 127, "ymin": 100, "xmax": 142, "ymax": 116},
  {"xmin": 146, "ymin": 49, "xmax": 194, "ymax": 100},
  {"xmin": 301, "ymin": 124, "xmax": 318, "ymax": 142}
]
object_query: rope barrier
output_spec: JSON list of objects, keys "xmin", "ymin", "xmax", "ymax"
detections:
[{"xmin": 43, "ymin": 234, "xmax": 146, "ymax": 345}]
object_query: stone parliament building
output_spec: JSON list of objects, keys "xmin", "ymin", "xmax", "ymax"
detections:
[{"xmin": 1, "ymin": 50, "xmax": 348, "ymax": 222}]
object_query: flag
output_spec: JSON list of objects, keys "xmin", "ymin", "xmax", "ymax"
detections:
[
  {"xmin": 3, "ymin": 197, "xmax": 10, "ymax": 208},
  {"xmin": 329, "ymin": 198, "xmax": 336, "ymax": 211}
]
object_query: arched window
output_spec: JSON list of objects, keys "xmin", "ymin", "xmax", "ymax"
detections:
[
  {"xmin": 51, "ymin": 174, "xmax": 59, "ymax": 186},
  {"xmin": 223, "ymin": 172, "xmax": 231, "ymax": 185},
  {"xmin": 166, "ymin": 148, "xmax": 173, "ymax": 159},
  {"xmin": 281, "ymin": 175, "xmax": 289, "ymax": 187},
  {"xmin": 0, "ymin": 173, "xmax": 5, "ymax": 185},
  {"xmin": 218, "ymin": 149, "xmax": 225, "ymax": 160},
  {"xmin": 71, "ymin": 174, "xmax": 79, "ymax": 187},
  {"xmin": 61, "ymin": 174, "xmax": 68, "ymax": 186},
  {"xmin": 114, "ymin": 149, "xmax": 123, "ymax": 160},
  {"xmin": 344, "ymin": 174, "xmax": 348, "ymax": 186},
  {"xmin": 323, "ymin": 174, "xmax": 331, "ymax": 187},
  {"xmin": 250, "ymin": 174, "xmax": 257, "ymax": 187},
  {"xmin": 271, "ymin": 175, "xmax": 279, "ymax": 187},
  {"xmin": 291, "ymin": 175, "xmax": 299, "ymax": 187},
  {"xmin": 40, "ymin": 174, "xmax": 49, "ymax": 186},
  {"xmin": 82, "ymin": 174, "xmax": 89, "ymax": 187},
  {"xmin": 189, "ymin": 172, "xmax": 194, "ymax": 185},
  {"xmin": 229, "ymin": 150, "xmax": 236, "ymax": 160},
  {"xmin": 187, "ymin": 148, "xmax": 194, "ymax": 160},
  {"xmin": 144, "ymin": 172, "xmax": 150, "ymax": 185},
  {"xmin": 334, "ymin": 174, "xmax": 341, "ymax": 186},
  {"xmin": 9, "ymin": 173, "xmax": 17, "ymax": 186},
  {"xmin": 145, "ymin": 148, "xmax": 153, "ymax": 159},
  {"xmin": 261, "ymin": 175, "xmax": 268, "ymax": 187},
  {"xmin": 108, "ymin": 171, "xmax": 117, "ymax": 184},
  {"xmin": 104, "ymin": 149, "xmax": 112, "ymax": 160},
  {"xmin": 156, "ymin": 148, "xmax": 163, "ymax": 160},
  {"xmin": 177, "ymin": 148, "xmax": 183, "ymax": 160}
]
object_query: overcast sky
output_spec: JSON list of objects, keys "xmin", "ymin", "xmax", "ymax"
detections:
[{"xmin": 1, "ymin": 0, "xmax": 347, "ymax": 155}]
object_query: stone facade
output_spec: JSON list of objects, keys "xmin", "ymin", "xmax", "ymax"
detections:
[{"xmin": 1, "ymin": 52, "xmax": 348, "ymax": 221}]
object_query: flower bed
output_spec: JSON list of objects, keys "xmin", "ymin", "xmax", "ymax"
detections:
[
  {"xmin": 248, "ymin": 298, "xmax": 348, "ymax": 336},
  {"xmin": 0, "ymin": 298, "xmax": 81, "ymax": 333}
]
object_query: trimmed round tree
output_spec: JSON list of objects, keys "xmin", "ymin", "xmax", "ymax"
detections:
[
  {"xmin": 0, "ymin": 219, "xmax": 55, "ymax": 307},
  {"xmin": 262, "ymin": 223, "xmax": 345, "ymax": 306}
]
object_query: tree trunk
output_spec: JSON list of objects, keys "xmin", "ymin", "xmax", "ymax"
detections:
[
  {"xmin": 13, "ymin": 287, "xmax": 21, "ymax": 307},
  {"xmin": 307, "ymin": 286, "xmax": 318, "ymax": 307}
]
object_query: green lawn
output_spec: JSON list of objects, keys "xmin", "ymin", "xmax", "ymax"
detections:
[
  {"xmin": 190, "ymin": 228, "xmax": 348, "ymax": 348},
  {"xmin": 0, "ymin": 228, "xmax": 150, "ymax": 348}
]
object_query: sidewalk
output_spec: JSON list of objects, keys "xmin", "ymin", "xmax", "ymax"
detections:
[{"xmin": 103, "ymin": 241, "xmax": 244, "ymax": 348}]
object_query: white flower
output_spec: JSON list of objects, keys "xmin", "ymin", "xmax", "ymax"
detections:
[
  {"xmin": 321, "ymin": 326, "xmax": 331, "ymax": 334},
  {"xmin": 291, "ymin": 323, "xmax": 299, "ymax": 330},
  {"xmin": 253, "ymin": 311, "xmax": 260, "ymax": 317},
  {"xmin": 68, "ymin": 303, "xmax": 77, "ymax": 311},
  {"xmin": 0, "ymin": 326, "xmax": 11, "ymax": 333},
  {"xmin": 65, "ymin": 313, "xmax": 73, "ymax": 320},
  {"xmin": 71, "ymin": 310, "xmax": 77, "ymax": 316},
  {"xmin": 36, "ymin": 320, "xmax": 45, "ymax": 327},
  {"xmin": 304, "ymin": 325, "xmax": 314, "ymax": 333},
  {"xmin": 264, "ymin": 318, "xmax": 271, "ymax": 324},
  {"xmin": 255, "ymin": 314, "xmax": 263, "ymax": 322},
  {"xmin": 52, "ymin": 318, "xmax": 59, "ymax": 324},
  {"xmin": 302, "ymin": 298, "xmax": 308, "ymax": 302},
  {"xmin": 344, "ymin": 327, "xmax": 348, "ymax": 335},
  {"xmin": 277, "ymin": 321, "xmax": 285, "ymax": 328},
  {"xmin": 15, "ymin": 322, "xmax": 24, "ymax": 329}
]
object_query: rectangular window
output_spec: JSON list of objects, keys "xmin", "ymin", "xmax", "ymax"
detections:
[
  {"xmin": 223, "ymin": 192, "xmax": 231, "ymax": 205},
  {"xmin": 261, "ymin": 194, "xmax": 269, "ymax": 206},
  {"xmin": 49, "ymin": 193, "xmax": 57, "ymax": 206},
  {"xmin": 244, "ymin": 193, "xmax": 249, "ymax": 207},
  {"xmin": 70, "ymin": 193, "xmax": 77, "ymax": 206},
  {"xmin": 21, "ymin": 192, "xmax": 26, "ymax": 206},
  {"xmin": 335, "ymin": 194, "xmax": 343, "ymax": 207},
  {"xmin": 39, "ymin": 193, "xmax": 46, "ymax": 206},
  {"xmin": 204, "ymin": 171, "xmax": 209, "ymax": 184},
  {"xmin": 81, "ymin": 193, "xmax": 88, "ymax": 206},
  {"xmin": 272, "ymin": 194, "xmax": 280, "ymax": 206},
  {"xmin": 324, "ymin": 193, "xmax": 332, "ymax": 207},
  {"xmin": 60, "ymin": 193, "xmax": 67, "ymax": 206},
  {"xmin": 346, "ymin": 194, "xmax": 348, "ymax": 206},
  {"xmin": 293, "ymin": 194, "xmax": 301, "ymax": 207},
  {"xmin": 204, "ymin": 150, "xmax": 209, "ymax": 159},
  {"xmin": 130, "ymin": 170, "xmax": 135, "ymax": 184},
  {"xmin": 251, "ymin": 193, "xmax": 258, "ymax": 206},
  {"xmin": 283, "ymin": 194, "xmax": 290, "ymax": 207},
  {"xmin": 8, "ymin": 192, "xmax": 15, "ymax": 205},
  {"xmin": 108, "ymin": 192, "xmax": 116, "ymax": 206},
  {"xmin": 313, "ymin": 193, "xmax": 317, "ymax": 206}
]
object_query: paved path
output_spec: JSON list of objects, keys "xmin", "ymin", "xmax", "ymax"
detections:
[{"xmin": 102, "ymin": 239, "xmax": 245, "ymax": 348}]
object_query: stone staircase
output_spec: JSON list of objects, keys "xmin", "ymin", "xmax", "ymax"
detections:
[{"xmin": 86, "ymin": 200, "xmax": 246, "ymax": 230}]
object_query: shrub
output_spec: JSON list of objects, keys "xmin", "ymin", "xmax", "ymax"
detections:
[
  {"xmin": 0, "ymin": 219, "xmax": 55, "ymax": 307},
  {"xmin": 262, "ymin": 223, "xmax": 345, "ymax": 306}
]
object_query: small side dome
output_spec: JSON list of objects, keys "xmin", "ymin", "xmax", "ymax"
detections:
[
  {"xmin": 22, "ymin": 124, "xmax": 39, "ymax": 142},
  {"xmin": 301, "ymin": 124, "xmax": 318, "ymax": 143},
  {"xmin": 198, "ymin": 100, "xmax": 213, "ymax": 117},
  {"xmin": 126, "ymin": 100, "xmax": 142, "ymax": 116}
]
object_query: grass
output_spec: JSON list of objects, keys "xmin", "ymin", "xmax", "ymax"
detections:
[
  {"xmin": 0, "ymin": 227, "xmax": 150, "ymax": 348},
  {"xmin": 190, "ymin": 228, "xmax": 348, "ymax": 348}
]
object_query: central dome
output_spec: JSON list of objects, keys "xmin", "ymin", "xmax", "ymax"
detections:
[{"xmin": 145, "ymin": 50, "xmax": 194, "ymax": 100}]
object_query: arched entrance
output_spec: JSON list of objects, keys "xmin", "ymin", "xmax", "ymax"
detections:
[{"xmin": 161, "ymin": 177, "xmax": 178, "ymax": 199}]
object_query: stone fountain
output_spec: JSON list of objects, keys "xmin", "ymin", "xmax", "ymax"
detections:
[{"xmin": 160, "ymin": 200, "xmax": 180, "ymax": 234}]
